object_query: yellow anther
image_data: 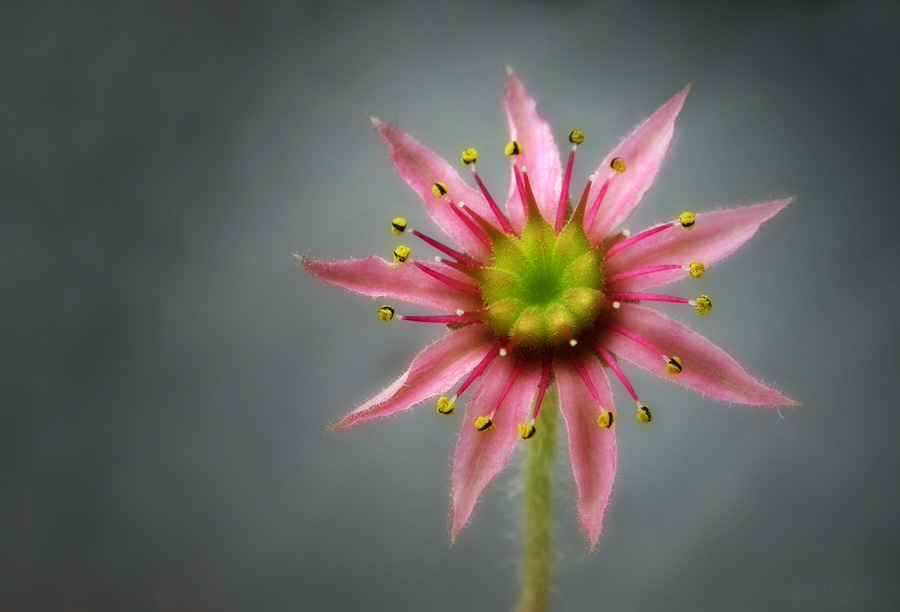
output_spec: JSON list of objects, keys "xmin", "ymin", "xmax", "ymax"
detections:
[
  {"xmin": 695, "ymin": 294, "xmax": 712, "ymax": 316},
  {"xmin": 474, "ymin": 416, "xmax": 494, "ymax": 432},
  {"xmin": 504, "ymin": 141, "xmax": 523, "ymax": 156},
  {"xmin": 518, "ymin": 423, "xmax": 536, "ymax": 439},
  {"xmin": 432, "ymin": 182, "xmax": 449, "ymax": 197},
  {"xmin": 636, "ymin": 405, "xmax": 653, "ymax": 424},
  {"xmin": 378, "ymin": 305, "xmax": 395, "ymax": 322},
  {"xmin": 597, "ymin": 410, "xmax": 616, "ymax": 429},
  {"xmin": 437, "ymin": 396, "xmax": 455, "ymax": 415},
  {"xmin": 689, "ymin": 261, "xmax": 705, "ymax": 278},
  {"xmin": 568, "ymin": 129, "xmax": 585, "ymax": 145},
  {"xmin": 679, "ymin": 211, "xmax": 696, "ymax": 229},
  {"xmin": 393, "ymin": 245, "xmax": 411, "ymax": 264},
  {"xmin": 391, "ymin": 217, "xmax": 408, "ymax": 236},
  {"xmin": 461, "ymin": 148, "xmax": 479, "ymax": 165},
  {"xmin": 666, "ymin": 356, "xmax": 683, "ymax": 375},
  {"xmin": 609, "ymin": 157, "xmax": 627, "ymax": 173}
]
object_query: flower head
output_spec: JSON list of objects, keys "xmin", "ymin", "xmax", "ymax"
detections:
[{"xmin": 301, "ymin": 69, "xmax": 795, "ymax": 547}]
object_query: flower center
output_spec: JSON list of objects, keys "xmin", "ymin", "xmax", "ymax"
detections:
[{"xmin": 477, "ymin": 215, "xmax": 603, "ymax": 347}]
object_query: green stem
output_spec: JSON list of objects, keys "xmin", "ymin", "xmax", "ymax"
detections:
[{"xmin": 519, "ymin": 386, "xmax": 558, "ymax": 612}]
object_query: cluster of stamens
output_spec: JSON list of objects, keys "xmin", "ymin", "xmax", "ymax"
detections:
[{"xmin": 378, "ymin": 131, "xmax": 712, "ymax": 437}]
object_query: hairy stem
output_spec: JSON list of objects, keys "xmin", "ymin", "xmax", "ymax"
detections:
[{"xmin": 518, "ymin": 386, "xmax": 558, "ymax": 612}]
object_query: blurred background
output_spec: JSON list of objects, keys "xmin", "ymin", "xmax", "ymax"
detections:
[{"xmin": 2, "ymin": 1, "xmax": 898, "ymax": 610}]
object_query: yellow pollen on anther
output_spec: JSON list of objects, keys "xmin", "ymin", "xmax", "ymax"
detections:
[
  {"xmin": 504, "ymin": 141, "xmax": 523, "ymax": 156},
  {"xmin": 568, "ymin": 129, "xmax": 585, "ymax": 145},
  {"xmin": 461, "ymin": 148, "xmax": 479, "ymax": 165},
  {"xmin": 518, "ymin": 423, "xmax": 536, "ymax": 439},
  {"xmin": 689, "ymin": 261, "xmax": 705, "ymax": 278},
  {"xmin": 437, "ymin": 396, "xmax": 455, "ymax": 415},
  {"xmin": 393, "ymin": 245, "xmax": 411, "ymax": 264},
  {"xmin": 597, "ymin": 410, "xmax": 616, "ymax": 429},
  {"xmin": 679, "ymin": 211, "xmax": 696, "ymax": 229},
  {"xmin": 695, "ymin": 294, "xmax": 712, "ymax": 315},
  {"xmin": 474, "ymin": 416, "xmax": 494, "ymax": 432},
  {"xmin": 666, "ymin": 356, "xmax": 683, "ymax": 375},
  {"xmin": 378, "ymin": 305, "xmax": 395, "ymax": 321},
  {"xmin": 391, "ymin": 217, "xmax": 408, "ymax": 236},
  {"xmin": 432, "ymin": 182, "xmax": 449, "ymax": 197},
  {"xmin": 610, "ymin": 157, "xmax": 627, "ymax": 173},
  {"xmin": 636, "ymin": 405, "xmax": 653, "ymax": 423}
]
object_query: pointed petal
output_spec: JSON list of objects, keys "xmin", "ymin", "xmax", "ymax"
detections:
[
  {"xmin": 587, "ymin": 86, "xmax": 690, "ymax": 244},
  {"xmin": 331, "ymin": 326, "xmax": 493, "ymax": 430},
  {"xmin": 555, "ymin": 351, "xmax": 617, "ymax": 547},
  {"xmin": 605, "ymin": 199, "xmax": 793, "ymax": 291},
  {"xmin": 372, "ymin": 118, "xmax": 494, "ymax": 260},
  {"xmin": 300, "ymin": 255, "xmax": 481, "ymax": 313},
  {"xmin": 600, "ymin": 306, "xmax": 796, "ymax": 406},
  {"xmin": 450, "ymin": 357, "xmax": 540, "ymax": 539},
  {"xmin": 503, "ymin": 69, "xmax": 562, "ymax": 230}
]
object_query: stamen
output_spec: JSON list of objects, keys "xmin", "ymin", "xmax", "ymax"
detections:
[
  {"xmin": 378, "ymin": 305, "xmax": 395, "ymax": 321},
  {"xmin": 606, "ymin": 264, "xmax": 684, "ymax": 285},
  {"xmin": 448, "ymin": 200, "xmax": 493, "ymax": 248},
  {"xmin": 505, "ymin": 141, "xmax": 523, "ymax": 156},
  {"xmin": 520, "ymin": 166, "xmax": 542, "ymax": 220},
  {"xmin": 531, "ymin": 352, "xmax": 552, "ymax": 422},
  {"xmin": 604, "ymin": 222, "xmax": 677, "ymax": 260},
  {"xmin": 512, "ymin": 163, "xmax": 529, "ymax": 217},
  {"xmin": 600, "ymin": 319, "xmax": 682, "ymax": 374},
  {"xmin": 556, "ymin": 129, "xmax": 583, "ymax": 232},
  {"xmin": 474, "ymin": 416, "xmax": 494, "ymax": 431},
  {"xmin": 605, "ymin": 292, "xmax": 690, "ymax": 305},
  {"xmin": 591, "ymin": 342, "xmax": 640, "ymax": 404},
  {"xmin": 636, "ymin": 405, "xmax": 653, "ymax": 423},
  {"xmin": 568, "ymin": 174, "xmax": 595, "ymax": 227},
  {"xmin": 392, "ymin": 245, "xmax": 411, "ymax": 265},
  {"xmin": 688, "ymin": 261, "xmax": 705, "ymax": 278},
  {"xmin": 679, "ymin": 211, "xmax": 696, "ymax": 229},
  {"xmin": 567, "ymin": 349, "xmax": 603, "ymax": 405},
  {"xmin": 692, "ymin": 294, "xmax": 712, "ymax": 315},
  {"xmin": 398, "ymin": 313, "xmax": 482, "ymax": 325},
  {"xmin": 391, "ymin": 217, "xmax": 408, "ymax": 235},
  {"xmin": 458, "ymin": 201, "xmax": 504, "ymax": 240},
  {"xmin": 460, "ymin": 148, "xmax": 479, "ymax": 165},
  {"xmin": 452, "ymin": 341, "xmax": 505, "ymax": 400},
  {"xmin": 436, "ymin": 396, "xmax": 455, "ymax": 415},
  {"xmin": 609, "ymin": 157, "xmax": 627, "ymax": 173},
  {"xmin": 488, "ymin": 354, "xmax": 527, "ymax": 419},
  {"xmin": 411, "ymin": 230, "xmax": 482, "ymax": 267},
  {"xmin": 584, "ymin": 175, "xmax": 612, "ymax": 231},
  {"xmin": 597, "ymin": 410, "xmax": 616, "ymax": 428},
  {"xmin": 518, "ymin": 423, "xmax": 536, "ymax": 439},
  {"xmin": 435, "ymin": 257, "xmax": 480, "ymax": 278},
  {"xmin": 413, "ymin": 262, "xmax": 482, "ymax": 297},
  {"xmin": 432, "ymin": 182, "xmax": 449, "ymax": 197},
  {"xmin": 468, "ymin": 162, "xmax": 516, "ymax": 235}
]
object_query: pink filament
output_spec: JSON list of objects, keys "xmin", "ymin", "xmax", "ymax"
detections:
[
  {"xmin": 605, "ymin": 264, "xmax": 683, "ymax": 285},
  {"xmin": 567, "ymin": 349, "xmax": 603, "ymax": 405},
  {"xmin": 584, "ymin": 175, "xmax": 612, "ymax": 231},
  {"xmin": 471, "ymin": 167, "xmax": 516, "ymax": 235},
  {"xmin": 590, "ymin": 341, "xmax": 639, "ymax": 403},
  {"xmin": 400, "ymin": 314, "xmax": 482, "ymax": 325},
  {"xmin": 600, "ymin": 319, "xmax": 666, "ymax": 358},
  {"xmin": 411, "ymin": 230, "xmax": 482, "ymax": 267},
  {"xmin": 490, "ymin": 354, "xmax": 527, "ymax": 418},
  {"xmin": 531, "ymin": 352, "xmax": 553, "ymax": 421},
  {"xmin": 513, "ymin": 164, "xmax": 528, "ymax": 216},
  {"xmin": 604, "ymin": 223, "xmax": 673, "ymax": 260},
  {"xmin": 556, "ymin": 148, "xmax": 576, "ymax": 232},
  {"xmin": 454, "ymin": 341, "xmax": 503, "ymax": 398},
  {"xmin": 606, "ymin": 292, "xmax": 689, "ymax": 305},
  {"xmin": 448, "ymin": 201, "xmax": 493, "ymax": 248},
  {"xmin": 413, "ymin": 262, "xmax": 481, "ymax": 297}
]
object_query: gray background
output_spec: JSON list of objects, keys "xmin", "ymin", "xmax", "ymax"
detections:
[{"xmin": 2, "ymin": 1, "xmax": 898, "ymax": 610}]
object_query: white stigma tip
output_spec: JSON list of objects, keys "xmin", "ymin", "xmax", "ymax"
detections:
[
  {"xmin": 613, "ymin": 301, "xmax": 621, "ymax": 309},
  {"xmin": 688, "ymin": 300, "xmax": 697, "ymax": 306},
  {"xmin": 622, "ymin": 229, "xmax": 631, "ymax": 238},
  {"xmin": 588, "ymin": 174, "xmax": 596, "ymax": 181},
  {"xmin": 457, "ymin": 201, "xmax": 465, "ymax": 208},
  {"xmin": 499, "ymin": 348, "xmax": 508, "ymax": 357},
  {"xmin": 569, "ymin": 339, "xmax": 578, "ymax": 347},
  {"xmin": 435, "ymin": 256, "xmax": 442, "ymax": 262},
  {"xmin": 456, "ymin": 309, "xmax": 464, "ymax": 316}
]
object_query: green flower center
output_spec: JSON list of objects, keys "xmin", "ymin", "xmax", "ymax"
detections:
[{"xmin": 476, "ymin": 215, "xmax": 604, "ymax": 347}]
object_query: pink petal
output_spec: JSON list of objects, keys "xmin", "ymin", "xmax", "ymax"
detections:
[
  {"xmin": 503, "ymin": 68, "xmax": 562, "ymax": 230},
  {"xmin": 372, "ymin": 119, "xmax": 495, "ymax": 260},
  {"xmin": 600, "ymin": 306, "xmax": 797, "ymax": 406},
  {"xmin": 450, "ymin": 357, "xmax": 541, "ymax": 540},
  {"xmin": 586, "ymin": 86, "xmax": 690, "ymax": 244},
  {"xmin": 331, "ymin": 326, "xmax": 493, "ymax": 430},
  {"xmin": 605, "ymin": 199, "xmax": 794, "ymax": 291},
  {"xmin": 555, "ymin": 351, "xmax": 617, "ymax": 547},
  {"xmin": 300, "ymin": 255, "xmax": 482, "ymax": 314}
]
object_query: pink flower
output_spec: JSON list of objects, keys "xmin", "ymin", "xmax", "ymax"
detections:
[{"xmin": 300, "ymin": 69, "xmax": 796, "ymax": 547}]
